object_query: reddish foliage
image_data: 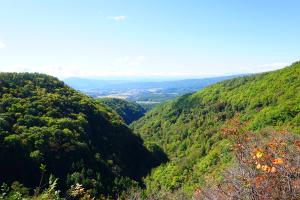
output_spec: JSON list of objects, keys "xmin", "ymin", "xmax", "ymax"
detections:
[{"xmin": 194, "ymin": 120, "xmax": 300, "ymax": 200}]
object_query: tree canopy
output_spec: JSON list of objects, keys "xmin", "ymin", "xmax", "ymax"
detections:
[
  {"xmin": 131, "ymin": 62, "xmax": 300, "ymax": 195},
  {"xmin": 97, "ymin": 98, "xmax": 146, "ymax": 125},
  {"xmin": 0, "ymin": 73, "xmax": 163, "ymax": 198}
]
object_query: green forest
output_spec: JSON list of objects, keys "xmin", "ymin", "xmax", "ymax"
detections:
[
  {"xmin": 97, "ymin": 98, "xmax": 146, "ymax": 125},
  {"xmin": 0, "ymin": 62, "xmax": 299, "ymax": 199},
  {"xmin": 131, "ymin": 61, "xmax": 300, "ymax": 197},
  {"xmin": 0, "ymin": 73, "xmax": 165, "ymax": 199}
]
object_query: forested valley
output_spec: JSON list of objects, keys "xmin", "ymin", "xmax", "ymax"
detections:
[{"xmin": 0, "ymin": 62, "xmax": 299, "ymax": 199}]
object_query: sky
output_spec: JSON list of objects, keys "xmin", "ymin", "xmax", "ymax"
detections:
[{"xmin": 0, "ymin": 0, "xmax": 300, "ymax": 79}]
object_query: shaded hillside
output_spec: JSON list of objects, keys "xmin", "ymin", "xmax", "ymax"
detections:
[
  {"xmin": 97, "ymin": 98, "xmax": 146, "ymax": 124},
  {"xmin": 0, "ymin": 73, "xmax": 163, "ymax": 198},
  {"xmin": 131, "ymin": 62, "xmax": 300, "ymax": 194}
]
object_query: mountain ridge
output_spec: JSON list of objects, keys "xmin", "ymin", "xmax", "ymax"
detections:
[
  {"xmin": 131, "ymin": 62, "xmax": 300, "ymax": 194},
  {"xmin": 0, "ymin": 72, "xmax": 163, "ymax": 197}
]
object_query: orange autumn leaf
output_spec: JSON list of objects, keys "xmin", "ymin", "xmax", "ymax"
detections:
[
  {"xmin": 294, "ymin": 140, "xmax": 300, "ymax": 149},
  {"xmin": 261, "ymin": 165, "xmax": 271, "ymax": 172},
  {"xmin": 270, "ymin": 167, "xmax": 277, "ymax": 173},
  {"xmin": 273, "ymin": 158, "xmax": 284, "ymax": 165}
]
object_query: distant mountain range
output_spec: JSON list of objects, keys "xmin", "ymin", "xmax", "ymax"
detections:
[
  {"xmin": 64, "ymin": 75, "xmax": 242, "ymax": 91},
  {"xmin": 64, "ymin": 75, "xmax": 242, "ymax": 109}
]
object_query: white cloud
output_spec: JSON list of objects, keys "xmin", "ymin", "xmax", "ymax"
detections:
[
  {"xmin": 258, "ymin": 62, "xmax": 290, "ymax": 71},
  {"xmin": 116, "ymin": 56, "xmax": 145, "ymax": 66},
  {"xmin": 0, "ymin": 55, "xmax": 146, "ymax": 79},
  {"xmin": 0, "ymin": 41, "xmax": 6, "ymax": 48},
  {"xmin": 0, "ymin": 64, "xmax": 88, "ymax": 79},
  {"xmin": 107, "ymin": 15, "xmax": 126, "ymax": 22},
  {"xmin": 239, "ymin": 62, "xmax": 291, "ymax": 74},
  {"xmin": 0, "ymin": 63, "xmax": 145, "ymax": 79},
  {"xmin": 256, "ymin": 62, "xmax": 290, "ymax": 72},
  {"xmin": 0, "ymin": 60, "xmax": 292, "ymax": 80}
]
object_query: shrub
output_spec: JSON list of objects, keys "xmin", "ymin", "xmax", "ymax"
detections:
[{"xmin": 195, "ymin": 120, "xmax": 300, "ymax": 199}]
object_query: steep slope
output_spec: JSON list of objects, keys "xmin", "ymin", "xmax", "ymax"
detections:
[
  {"xmin": 97, "ymin": 98, "xmax": 146, "ymax": 124},
  {"xmin": 0, "ymin": 73, "xmax": 161, "ymax": 197},
  {"xmin": 131, "ymin": 62, "xmax": 300, "ymax": 194}
]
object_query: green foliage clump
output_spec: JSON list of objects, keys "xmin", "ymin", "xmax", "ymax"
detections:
[
  {"xmin": 131, "ymin": 62, "xmax": 300, "ymax": 195},
  {"xmin": 0, "ymin": 175, "xmax": 62, "ymax": 200},
  {"xmin": 97, "ymin": 98, "xmax": 146, "ymax": 125}
]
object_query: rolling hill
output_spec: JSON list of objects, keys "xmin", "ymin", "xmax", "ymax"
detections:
[
  {"xmin": 0, "ymin": 73, "xmax": 164, "ymax": 198},
  {"xmin": 97, "ymin": 98, "xmax": 146, "ymax": 124},
  {"xmin": 131, "ymin": 62, "xmax": 300, "ymax": 195}
]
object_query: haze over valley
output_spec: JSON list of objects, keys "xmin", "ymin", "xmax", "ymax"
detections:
[{"xmin": 64, "ymin": 75, "xmax": 240, "ymax": 109}]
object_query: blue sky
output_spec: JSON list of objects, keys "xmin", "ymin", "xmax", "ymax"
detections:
[{"xmin": 0, "ymin": 0, "xmax": 300, "ymax": 78}]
